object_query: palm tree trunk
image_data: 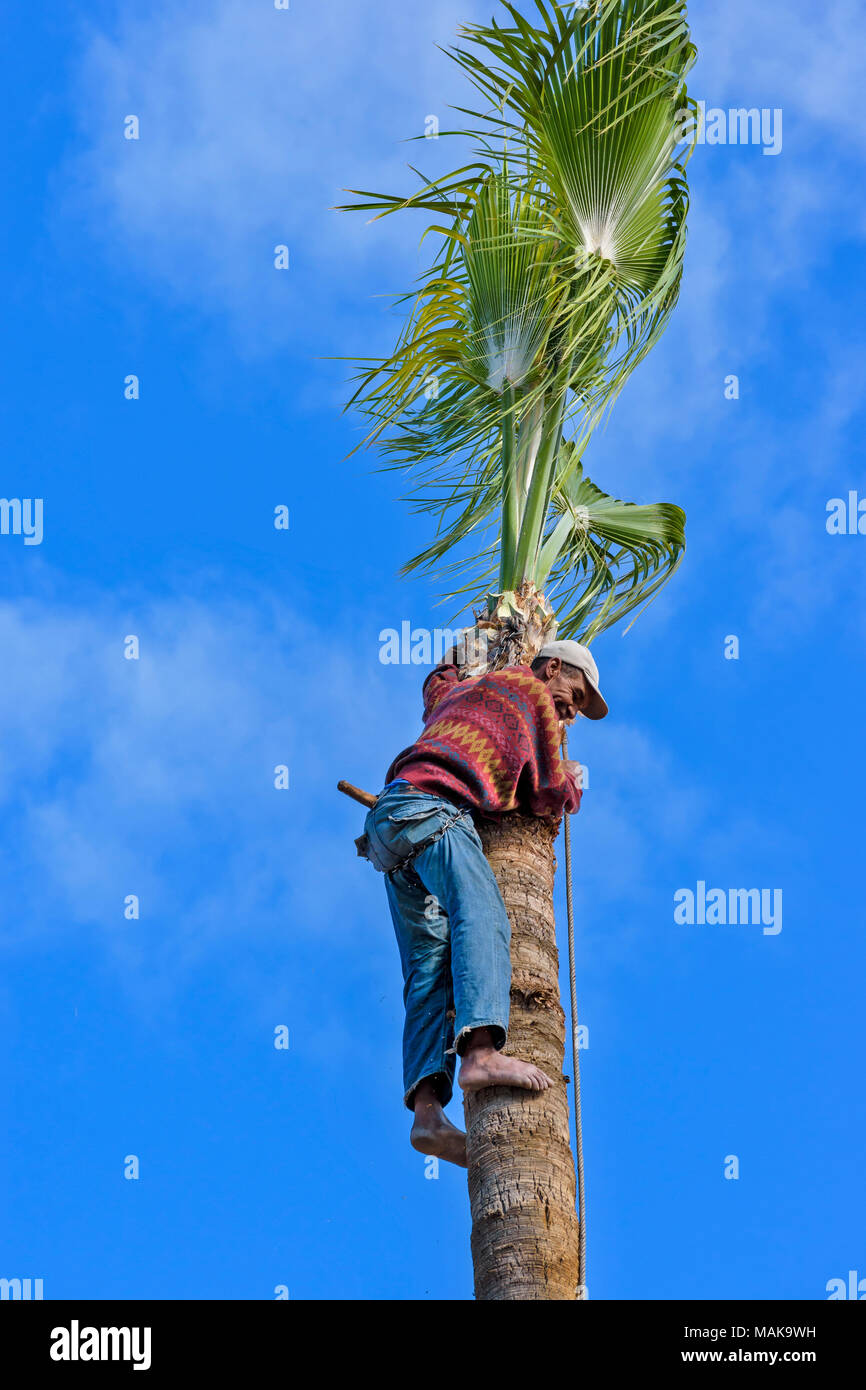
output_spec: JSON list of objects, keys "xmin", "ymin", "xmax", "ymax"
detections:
[{"xmin": 464, "ymin": 810, "xmax": 580, "ymax": 1300}]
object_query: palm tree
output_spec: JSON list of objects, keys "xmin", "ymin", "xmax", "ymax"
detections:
[{"xmin": 342, "ymin": 0, "xmax": 695, "ymax": 1300}]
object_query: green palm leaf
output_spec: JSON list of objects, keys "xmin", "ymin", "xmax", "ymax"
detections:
[
  {"xmin": 537, "ymin": 444, "xmax": 686, "ymax": 640},
  {"xmin": 340, "ymin": 0, "xmax": 694, "ymax": 645},
  {"xmin": 447, "ymin": 0, "xmax": 695, "ymax": 416},
  {"xmin": 463, "ymin": 170, "xmax": 565, "ymax": 392}
]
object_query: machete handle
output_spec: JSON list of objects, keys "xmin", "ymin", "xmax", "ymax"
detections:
[{"xmin": 337, "ymin": 780, "xmax": 379, "ymax": 810}]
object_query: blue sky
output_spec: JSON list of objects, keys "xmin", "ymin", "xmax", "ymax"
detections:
[{"xmin": 1, "ymin": 0, "xmax": 864, "ymax": 1300}]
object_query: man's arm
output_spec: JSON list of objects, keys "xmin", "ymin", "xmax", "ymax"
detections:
[
  {"xmin": 514, "ymin": 679, "xmax": 585, "ymax": 815},
  {"xmin": 515, "ymin": 753, "xmax": 582, "ymax": 817},
  {"xmin": 560, "ymin": 760, "xmax": 584, "ymax": 814},
  {"xmin": 562, "ymin": 759, "xmax": 584, "ymax": 790},
  {"xmin": 420, "ymin": 646, "xmax": 462, "ymax": 720}
]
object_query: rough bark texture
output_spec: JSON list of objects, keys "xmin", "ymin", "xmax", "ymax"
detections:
[
  {"xmin": 460, "ymin": 582, "xmax": 557, "ymax": 679},
  {"xmin": 464, "ymin": 811, "xmax": 580, "ymax": 1301}
]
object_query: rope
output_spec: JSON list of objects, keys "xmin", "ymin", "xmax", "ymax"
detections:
[{"xmin": 561, "ymin": 727, "xmax": 587, "ymax": 1298}]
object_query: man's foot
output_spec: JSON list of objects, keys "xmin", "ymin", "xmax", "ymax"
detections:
[
  {"xmin": 458, "ymin": 1047, "xmax": 552, "ymax": 1095},
  {"xmin": 409, "ymin": 1082, "xmax": 467, "ymax": 1168}
]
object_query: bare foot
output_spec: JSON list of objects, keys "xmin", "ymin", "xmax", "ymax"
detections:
[
  {"xmin": 458, "ymin": 1047, "xmax": 552, "ymax": 1094},
  {"xmin": 410, "ymin": 1084, "xmax": 467, "ymax": 1168}
]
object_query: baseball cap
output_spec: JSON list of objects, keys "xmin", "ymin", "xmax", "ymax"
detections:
[{"xmin": 536, "ymin": 639, "xmax": 609, "ymax": 720}]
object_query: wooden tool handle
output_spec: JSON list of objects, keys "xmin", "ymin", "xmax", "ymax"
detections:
[{"xmin": 337, "ymin": 780, "xmax": 378, "ymax": 809}]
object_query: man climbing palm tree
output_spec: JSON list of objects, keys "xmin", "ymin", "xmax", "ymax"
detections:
[
  {"xmin": 343, "ymin": 0, "xmax": 693, "ymax": 1299},
  {"xmin": 363, "ymin": 639, "xmax": 608, "ymax": 1168}
]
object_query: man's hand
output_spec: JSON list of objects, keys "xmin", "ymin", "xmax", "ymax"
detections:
[
  {"xmin": 561, "ymin": 758, "xmax": 584, "ymax": 790},
  {"xmin": 441, "ymin": 629, "xmax": 472, "ymax": 667}
]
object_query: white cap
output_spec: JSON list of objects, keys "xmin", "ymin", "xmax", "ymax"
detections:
[{"xmin": 536, "ymin": 639, "xmax": 608, "ymax": 720}]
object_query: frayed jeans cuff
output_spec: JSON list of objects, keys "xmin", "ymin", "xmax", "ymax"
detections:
[
  {"xmin": 445, "ymin": 1021, "xmax": 507, "ymax": 1059},
  {"xmin": 403, "ymin": 1070, "xmax": 453, "ymax": 1112}
]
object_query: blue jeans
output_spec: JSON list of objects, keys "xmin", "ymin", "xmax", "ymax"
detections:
[{"xmin": 365, "ymin": 781, "xmax": 512, "ymax": 1109}]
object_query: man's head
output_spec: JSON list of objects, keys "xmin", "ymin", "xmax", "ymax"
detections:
[{"xmin": 530, "ymin": 639, "xmax": 608, "ymax": 723}]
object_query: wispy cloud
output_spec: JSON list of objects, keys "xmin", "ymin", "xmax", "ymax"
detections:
[
  {"xmin": 576, "ymin": 0, "xmax": 866, "ymax": 642},
  {"xmin": 693, "ymin": 0, "xmax": 866, "ymax": 154},
  {"xmin": 52, "ymin": 0, "xmax": 866, "ymax": 743},
  {"xmin": 65, "ymin": 0, "xmax": 484, "ymax": 352},
  {"xmin": 0, "ymin": 575, "xmax": 776, "ymax": 1005},
  {"xmin": 0, "ymin": 586, "xmax": 411, "ymax": 1006}
]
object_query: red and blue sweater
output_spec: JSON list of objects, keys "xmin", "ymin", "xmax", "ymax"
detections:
[{"xmin": 385, "ymin": 662, "xmax": 582, "ymax": 818}]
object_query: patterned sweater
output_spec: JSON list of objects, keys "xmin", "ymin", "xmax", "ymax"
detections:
[{"xmin": 385, "ymin": 662, "xmax": 582, "ymax": 818}]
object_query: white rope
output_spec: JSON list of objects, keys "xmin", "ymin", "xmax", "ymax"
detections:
[{"xmin": 561, "ymin": 728, "xmax": 587, "ymax": 1298}]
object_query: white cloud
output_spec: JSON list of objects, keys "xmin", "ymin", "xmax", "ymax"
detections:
[
  {"xmin": 0, "ymin": 586, "xmax": 409, "ymax": 1002},
  {"xmin": 574, "ymin": 0, "xmax": 866, "ymax": 642},
  {"xmin": 0, "ymin": 576, "xmax": 763, "ymax": 969},
  {"xmin": 65, "ymin": 0, "xmax": 484, "ymax": 351},
  {"xmin": 692, "ymin": 0, "xmax": 866, "ymax": 154},
  {"xmin": 63, "ymin": 0, "xmax": 865, "ymax": 367},
  {"xmin": 551, "ymin": 709, "xmax": 802, "ymax": 983},
  {"xmin": 54, "ymin": 0, "xmax": 866, "ymax": 692}
]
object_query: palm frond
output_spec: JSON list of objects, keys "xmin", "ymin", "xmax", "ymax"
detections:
[
  {"xmin": 341, "ymin": 0, "xmax": 694, "ymax": 638},
  {"xmin": 537, "ymin": 444, "xmax": 686, "ymax": 641}
]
